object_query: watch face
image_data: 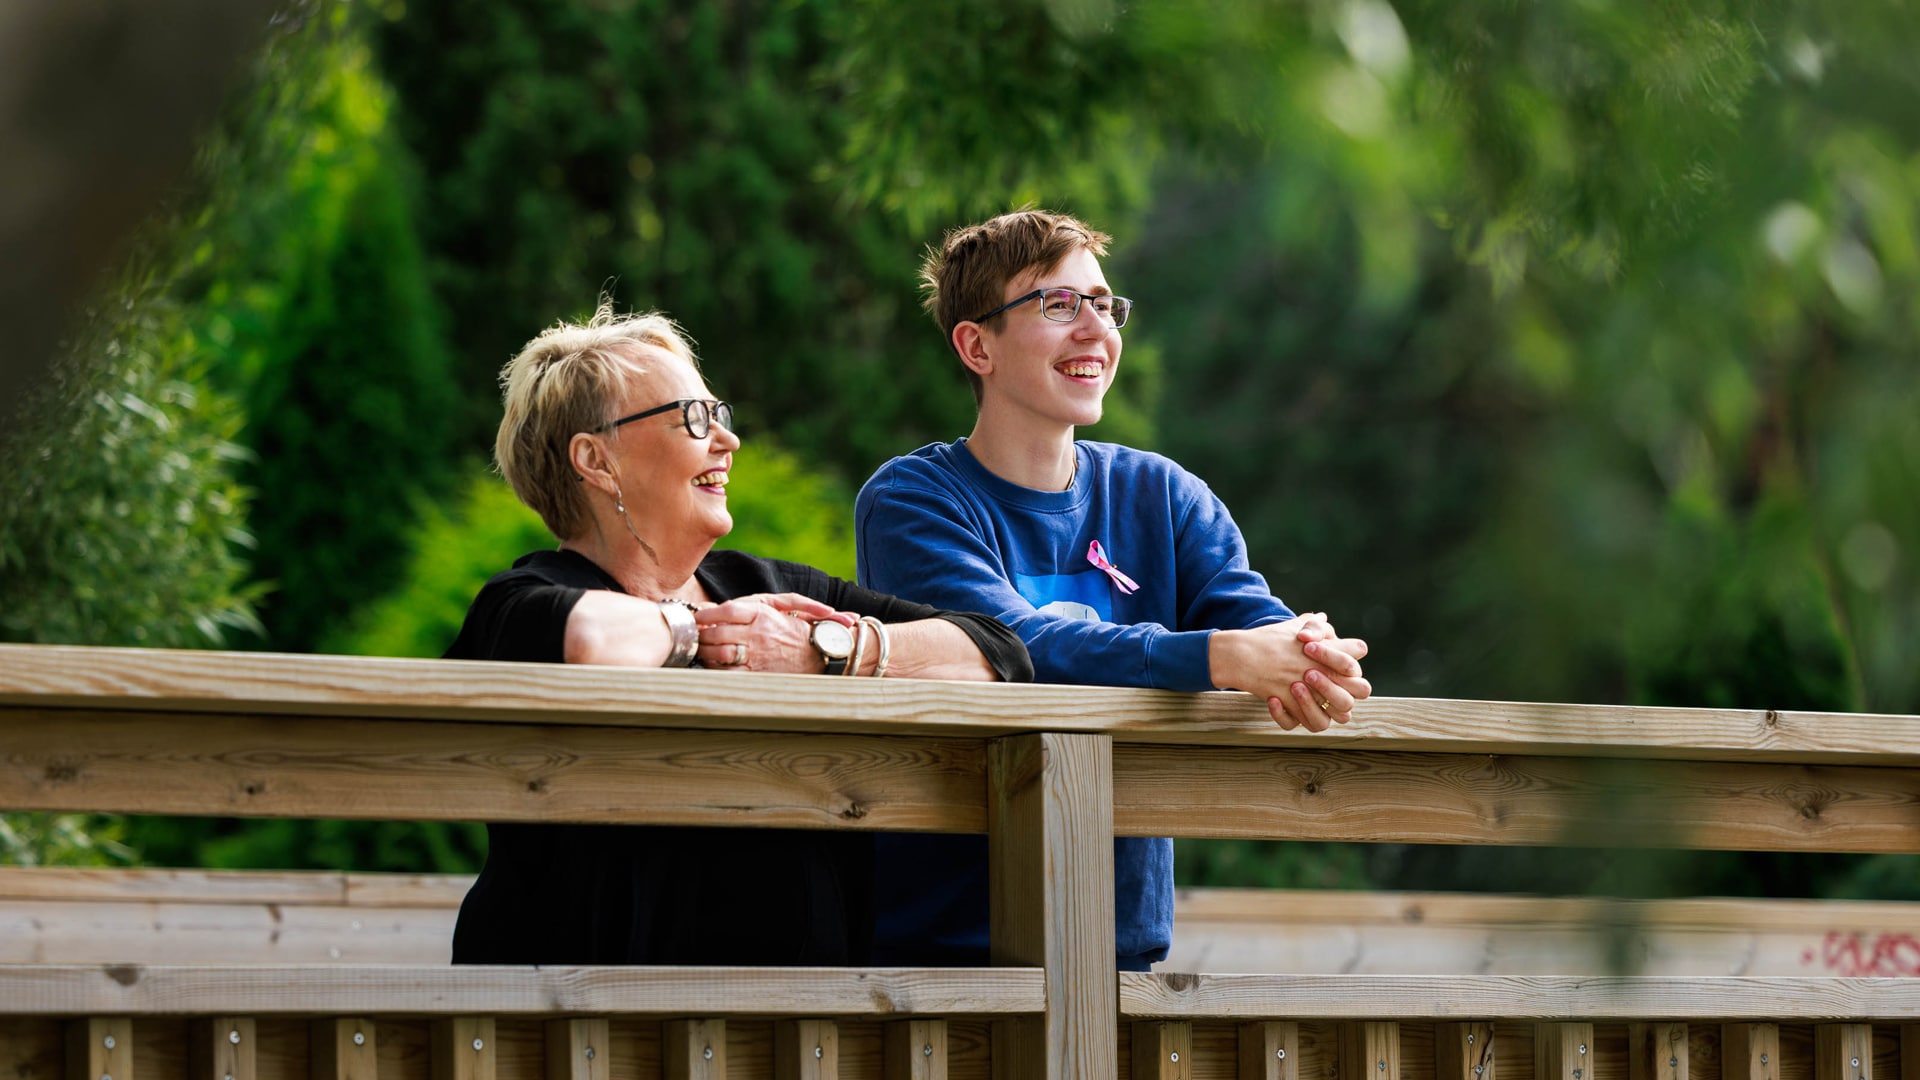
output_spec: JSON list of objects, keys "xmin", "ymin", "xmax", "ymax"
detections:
[{"xmin": 810, "ymin": 619, "xmax": 854, "ymax": 658}]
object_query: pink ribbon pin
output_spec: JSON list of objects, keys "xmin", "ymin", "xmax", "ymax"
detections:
[{"xmin": 1087, "ymin": 540, "xmax": 1140, "ymax": 594}]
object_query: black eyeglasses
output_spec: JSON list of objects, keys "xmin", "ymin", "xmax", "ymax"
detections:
[
  {"xmin": 968, "ymin": 288, "xmax": 1132, "ymax": 329},
  {"xmin": 597, "ymin": 398, "xmax": 734, "ymax": 439}
]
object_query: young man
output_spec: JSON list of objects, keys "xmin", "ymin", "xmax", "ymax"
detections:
[{"xmin": 854, "ymin": 209, "xmax": 1371, "ymax": 970}]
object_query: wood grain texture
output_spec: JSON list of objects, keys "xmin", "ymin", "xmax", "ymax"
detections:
[
  {"xmin": 6, "ymin": 644, "xmax": 1920, "ymax": 762},
  {"xmin": 1343, "ymin": 1023, "xmax": 1401, "ymax": 1080},
  {"xmin": 542, "ymin": 1020, "xmax": 606, "ymax": 1080},
  {"xmin": 1118, "ymin": 973, "xmax": 1920, "ymax": 1020},
  {"xmin": 1238, "ymin": 1021, "xmax": 1298, "ymax": 1080},
  {"xmin": 1817, "ymin": 1026, "xmax": 1872, "ymax": 1080},
  {"xmin": 663, "ymin": 1019, "xmax": 724, "ymax": 1080},
  {"xmin": 66, "ymin": 1017, "xmax": 132, "ymax": 1080},
  {"xmin": 1903, "ymin": 1026, "xmax": 1919, "ymax": 1080},
  {"xmin": 309, "ymin": 1019, "xmax": 374, "ymax": 1080},
  {"xmin": 1439, "ymin": 1023, "xmax": 1496, "ymax": 1080},
  {"xmin": 189, "ymin": 1019, "xmax": 254, "ymax": 1080},
  {"xmin": 1724, "ymin": 1025, "xmax": 1781, "ymax": 1080},
  {"xmin": 1535, "ymin": 1024, "xmax": 1592, "ymax": 1080},
  {"xmin": 1114, "ymin": 746, "xmax": 1920, "ymax": 853},
  {"xmin": 1130, "ymin": 1021, "xmax": 1191, "ymax": 1080},
  {"xmin": 1165, "ymin": 888, "xmax": 1920, "ymax": 978},
  {"xmin": 883, "ymin": 1020, "xmax": 945, "ymax": 1080},
  {"xmin": 773, "ymin": 1019, "xmax": 837, "ymax": 1080},
  {"xmin": 431, "ymin": 1019, "xmax": 494, "ymax": 1080},
  {"xmin": 0, "ymin": 710, "xmax": 985, "ymax": 832},
  {"xmin": 0, "ymin": 966, "xmax": 1043, "ymax": 1017},
  {"xmin": 988, "ymin": 734, "xmax": 1115, "ymax": 1080},
  {"xmin": 1631, "ymin": 1024, "xmax": 1687, "ymax": 1080}
]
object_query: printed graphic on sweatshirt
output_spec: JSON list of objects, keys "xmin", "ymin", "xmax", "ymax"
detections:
[{"xmin": 1013, "ymin": 569, "xmax": 1112, "ymax": 622}]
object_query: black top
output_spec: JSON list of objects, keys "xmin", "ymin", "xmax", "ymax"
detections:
[{"xmin": 443, "ymin": 547, "xmax": 1032, "ymax": 965}]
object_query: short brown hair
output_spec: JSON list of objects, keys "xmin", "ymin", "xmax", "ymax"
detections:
[
  {"xmin": 494, "ymin": 301, "xmax": 698, "ymax": 540},
  {"xmin": 920, "ymin": 209, "xmax": 1112, "ymax": 402}
]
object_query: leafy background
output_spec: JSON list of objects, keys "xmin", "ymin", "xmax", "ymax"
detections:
[{"xmin": 1, "ymin": 0, "xmax": 1915, "ymax": 901}]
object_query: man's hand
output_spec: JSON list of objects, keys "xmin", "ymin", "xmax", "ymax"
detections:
[{"xmin": 1209, "ymin": 614, "xmax": 1372, "ymax": 731}]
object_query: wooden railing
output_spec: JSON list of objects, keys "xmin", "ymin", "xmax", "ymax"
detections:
[{"xmin": 3, "ymin": 642, "xmax": 1920, "ymax": 1080}]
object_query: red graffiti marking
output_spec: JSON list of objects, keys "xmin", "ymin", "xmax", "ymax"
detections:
[{"xmin": 1815, "ymin": 931, "xmax": 1920, "ymax": 977}]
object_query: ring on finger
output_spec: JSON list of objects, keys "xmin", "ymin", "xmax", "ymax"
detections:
[
  {"xmin": 1319, "ymin": 699, "xmax": 1332, "ymax": 712},
  {"xmin": 733, "ymin": 643, "xmax": 746, "ymax": 667}
]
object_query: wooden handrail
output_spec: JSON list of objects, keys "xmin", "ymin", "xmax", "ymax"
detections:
[
  {"xmin": 5, "ymin": 643, "xmax": 1917, "ymax": 761},
  {"xmin": 6, "ymin": 642, "xmax": 1920, "ymax": 1080}
]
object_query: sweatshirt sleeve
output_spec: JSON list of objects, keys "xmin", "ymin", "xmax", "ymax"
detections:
[
  {"xmin": 857, "ymin": 468, "xmax": 1220, "ymax": 692},
  {"xmin": 1171, "ymin": 477, "xmax": 1297, "ymax": 634}
]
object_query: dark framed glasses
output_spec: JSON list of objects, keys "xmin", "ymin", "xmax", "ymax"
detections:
[
  {"xmin": 598, "ymin": 398, "xmax": 734, "ymax": 439},
  {"xmin": 968, "ymin": 288, "xmax": 1132, "ymax": 328}
]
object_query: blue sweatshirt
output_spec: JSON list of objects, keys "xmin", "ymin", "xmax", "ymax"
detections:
[{"xmin": 855, "ymin": 438, "xmax": 1295, "ymax": 969}]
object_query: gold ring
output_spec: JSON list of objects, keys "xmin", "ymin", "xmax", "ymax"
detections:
[{"xmin": 1319, "ymin": 700, "xmax": 1331, "ymax": 712}]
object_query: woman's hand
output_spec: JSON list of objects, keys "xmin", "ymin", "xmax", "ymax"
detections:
[{"xmin": 691, "ymin": 593, "xmax": 850, "ymax": 672}]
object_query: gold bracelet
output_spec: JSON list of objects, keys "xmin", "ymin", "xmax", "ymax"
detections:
[
  {"xmin": 860, "ymin": 616, "xmax": 889, "ymax": 678},
  {"xmin": 844, "ymin": 617, "xmax": 868, "ymax": 676}
]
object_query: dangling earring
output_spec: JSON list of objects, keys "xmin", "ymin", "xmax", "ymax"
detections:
[{"xmin": 613, "ymin": 484, "xmax": 657, "ymax": 562}]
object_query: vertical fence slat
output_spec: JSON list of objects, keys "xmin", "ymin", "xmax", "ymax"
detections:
[
  {"xmin": 988, "ymin": 732, "xmax": 1116, "ymax": 1080},
  {"xmin": 1818, "ymin": 1026, "xmax": 1873, "ymax": 1080},
  {"xmin": 884, "ymin": 1020, "xmax": 946, "ymax": 1080},
  {"xmin": 1902, "ymin": 1027, "xmax": 1920, "ymax": 1080},
  {"xmin": 1131, "ymin": 1022, "xmax": 1191, "ymax": 1080},
  {"xmin": 1342, "ymin": 1023, "xmax": 1401, "ymax": 1080},
  {"xmin": 190, "ymin": 1019, "xmax": 255, "ymax": 1080},
  {"xmin": 1633, "ymin": 1024, "xmax": 1689, "ymax": 1080},
  {"xmin": 545, "ymin": 1020, "xmax": 609, "ymax": 1080},
  {"xmin": 432, "ymin": 1019, "xmax": 495, "ymax": 1080},
  {"xmin": 1537, "ymin": 1024, "xmax": 1594, "ymax": 1080},
  {"xmin": 1439, "ymin": 1023, "xmax": 1494, "ymax": 1080},
  {"xmin": 310, "ymin": 1020, "xmax": 376, "ymax": 1080},
  {"xmin": 775, "ymin": 1020, "xmax": 838, "ymax": 1080},
  {"xmin": 66, "ymin": 1018, "xmax": 133, "ymax": 1080},
  {"xmin": 1237, "ymin": 1022, "xmax": 1297, "ymax": 1080},
  {"xmin": 1724, "ymin": 1026, "xmax": 1780, "ymax": 1080},
  {"xmin": 665, "ymin": 1020, "xmax": 726, "ymax": 1080}
]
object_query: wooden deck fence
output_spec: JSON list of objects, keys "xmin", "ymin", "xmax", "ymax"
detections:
[{"xmin": 3, "ymin": 642, "xmax": 1919, "ymax": 1079}]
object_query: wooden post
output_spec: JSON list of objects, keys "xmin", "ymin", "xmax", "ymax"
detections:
[
  {"xmin": 66, "ymin": 1019, "xmax": 132, "ymax": 1080},
  {"xmin": 1817, "ymin": 1026, "xmax": 1872, "ymax": 1080},
  {"xmin": 432, "ymin": 1019, "xmax": 496, "ymax": 1080},
  {"xmin": 1131, "ymin": 1022, "xmax": 1191, "ymax": 1080},
  {"xmin": 884, "ymin": 1020, "xmax": 946, "ymax": 1080},
  {"xmin": 1632, "ymin": 1024, "xmax": 1688, "ymax": 1080},
  {"xmin": 776, "ymin": 1020, "xmax": 838, "ymax": 1080},
  {"xmin": 1438, "ymin": 1023, "xmax": 1494, "ymax": 1080},
  {"xmin": 310, "ymin": 1020, "xmax": 377, "ymax": 1080},
  {"xmin": 190, "ymin": 1019, "xmax": 255, "ymax": 1080},
  {"xmin": 988, "ymin": 732, "xmax": 1115, "ymax": 1080},
  {"xmin": 1342, "ymin": 1024, "xmax": 1400, "ymax": 1080},
  {"xmin": 664, "ymin": 1020, "xmax": 726, "ymax": 1080},
  {"xmin": 545, "ymin": 1020, "xmax": 610, "ymax": 1080},
  {"xmin": 1238, "ymin": 1022, "xmax": 1298, "ymax": 1080},
  {"xmin": 1536, "ymin": 1024, "xmax": 1595, "ymax": 1080},
  {"xmin": 1723, "ymin": 1026, "xmax": 1779, "ymax": 1080},
  {"xmin": 1902, "ymin": 1027, "xmax": 1920, "ymax": 1080}
]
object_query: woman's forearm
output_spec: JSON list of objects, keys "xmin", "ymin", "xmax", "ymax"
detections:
[{"xmin": 860, "ymin": 618, "xmax": 998, "ymax": 681}]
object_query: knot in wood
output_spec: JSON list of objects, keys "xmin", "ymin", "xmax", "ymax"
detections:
[
  {"xmin": 104, "ymin": 964, "xmax": 141, "ymax": 986},
  {"xmin": 525, "ymin": 778, "xmax": 548, "ymax": 794},
  {"xmin": 43, "ymin": 762, "xmax": 79, "ymax": 783},
  {"xmin": 1302, "ymin": 782, "xmax": 1320, "ymax": 796},
  {"xmin": 840, "ymin": 801, "xmax": 869, "ymax": 820}
]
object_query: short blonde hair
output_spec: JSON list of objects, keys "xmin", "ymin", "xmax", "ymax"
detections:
[
  {"xmin": 920, "ymin": 209, "xmax": 1112, "ymax": 403},
  {"xmin": 495, "ymin": 301, "xmax": 698, "ymax": 539}
]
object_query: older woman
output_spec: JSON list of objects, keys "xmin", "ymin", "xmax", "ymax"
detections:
[{"xmin": 444, "ymin": 303, "xmax": 1031, "ymax": 965}]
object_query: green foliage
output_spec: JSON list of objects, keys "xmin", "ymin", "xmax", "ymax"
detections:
[
  {"xmin": 187, "ymin": 15, "xmax": 462, "ymax": 653},
  {"xmin": 0, "ymin": 256, "xmax": 261, "ymax": 649},
  {"xmin": 119, "ymin": 815, "xmax": 485, "ymax": 876},
  {"xmin": 366, "ymin": 0, "xmax": 1160, "ymax": 488},
  {"xmin": 0, "ymin": 814, "xmax": 135, "ymax": 868}
]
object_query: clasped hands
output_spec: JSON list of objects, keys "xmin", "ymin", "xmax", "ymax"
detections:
[
  {"xmin": 688, "ymin": 593, "xmax": 857, "ymax": 673},
  {"xmin": 1211, "ymin": 612, "xmax": 1371, "ymax": 732}
]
